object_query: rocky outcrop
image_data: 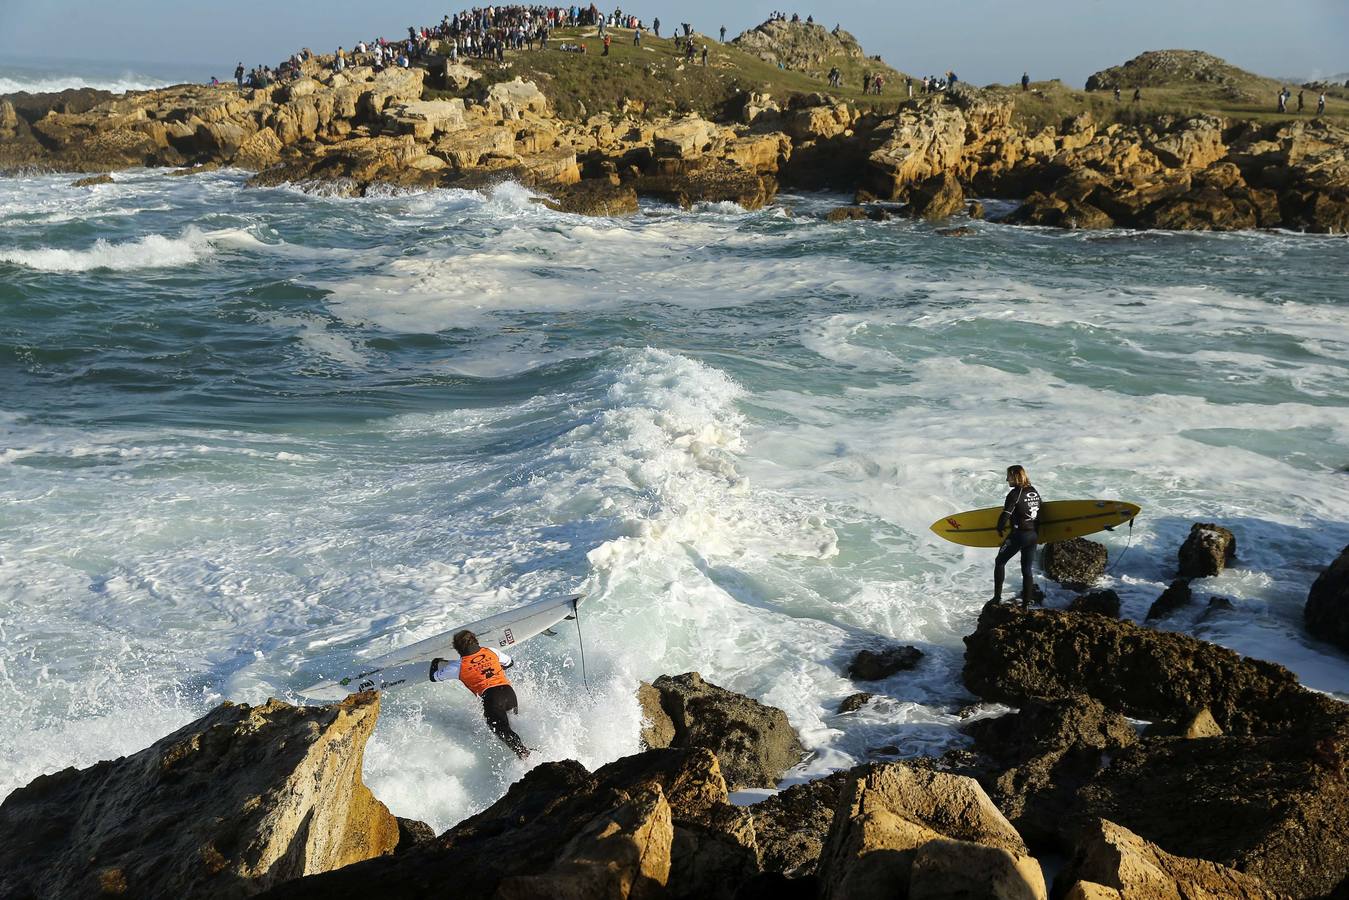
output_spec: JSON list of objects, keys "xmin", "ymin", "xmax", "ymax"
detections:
[
  {"xmin": 1085, "ymin": 50, "xmax": 1259, "ymax": 91},
  {"xmin": 1043, "ymin": 538, "xmax": 1108, "ymax": 590},
  {"xmin": 839, "ymin": 692, "xmax": 875, "ymax": 713},
  {"xmin": 962, "ymin": 601, "xmax": 1344, "ymax": 735},
  {"xmin": 964, "ymin": 695, "xmax": 1137, "ymax": 847},
  {"xmin": 1177, "ymin": 522, "xmax": 1237, "ymax": 578},
  {"xmin": 0, "ymin": 693, "xmax": 398, "ymax": 899},
  {"xmin": 1060, "ymin": 819, "xmax": 1280, "ymax": 899},
  {"xmin": 640, "ymin": 672, "xmax": 805, "ymax": 790},
  {"xmin": 816, "ymin": 763, "xmax": 1045, "ymax": 900},
  {"xmin": 752, "ymin": 771, "xmax": 850, "ymax": 876},
  {"xmin": 1067, "ymin": 590, "xmax": 1121, "ymax": 618},
  {"xmin": 1145, "ymin": 579, "xmax": 1192, "ymax": 620},
  {"xmin": 847, "ymin": 645, "xmax": 923, "ymax": 680},
  {"xmin": 1304, "ymin": 544, "xmax": 1349, "ymax": 651},
  {"xmin": 732, "ymin": 20, "xmax": 901, "ymax": 83}
]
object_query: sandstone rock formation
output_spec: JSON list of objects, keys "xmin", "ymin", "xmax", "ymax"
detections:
[
  {"xmin": 816, "ymin": 763, "xmax": 1045, "ymax": 900},
  {"xmin": 0, "ymin": 693, "xmax": 398, "ymax": 899},
  {"xmin": 639, "ymin": 672, "xmax": 805, "ymax": 790},
  {"xmin": 1305, "ymin": 544, "xmax": 1349, "ymax": 651}
]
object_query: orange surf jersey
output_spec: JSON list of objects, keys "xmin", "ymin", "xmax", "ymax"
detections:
[{"xmin": 458, "ymin": 648, "xmax": 511, "ymax": 696}]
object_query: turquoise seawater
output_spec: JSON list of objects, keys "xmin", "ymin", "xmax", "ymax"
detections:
[{"xmin": 2, "ymin": 170, "xmax": 1346, "ymax": 827}]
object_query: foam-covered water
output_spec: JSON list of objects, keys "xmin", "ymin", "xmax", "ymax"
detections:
[{"xmin": 2, "ymin": 170, "xmax": 1347, "ymax": 829}]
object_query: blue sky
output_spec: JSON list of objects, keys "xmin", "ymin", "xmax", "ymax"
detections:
[{"xmin": 2, "ymin": 0, "xmax": 1345, "ymax": 86}]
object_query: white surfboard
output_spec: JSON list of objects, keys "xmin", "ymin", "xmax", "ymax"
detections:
[{"xmin": 298, "ymin": 595, "xmax": 582, "ymax": 702}]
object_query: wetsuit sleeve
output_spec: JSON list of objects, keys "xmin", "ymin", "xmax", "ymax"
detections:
[
  {"xmin": 430, "ymin": 659, "xmax": 462, "ymax": 683},
  {"xmin": 997, "ymin": 488, "xmax": 1017, "ymax": 533}
]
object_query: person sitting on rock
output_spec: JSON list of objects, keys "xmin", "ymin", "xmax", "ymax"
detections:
[
  {"xmin": 430, "ymin": 630, "xmax": 530, "ymax": 759},
  {"xmin": 991, "ymin": 465, "xmax": 1042, "ymax": 608}
]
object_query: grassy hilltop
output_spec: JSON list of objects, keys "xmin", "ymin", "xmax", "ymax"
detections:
[{"xmin": 425, "ymin": 25, "xmax": 1345, "ymax": 130}]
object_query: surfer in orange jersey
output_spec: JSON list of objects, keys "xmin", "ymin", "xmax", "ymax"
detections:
[
  {"xmin": 430, "ymin": 630, "xmax": 530, "ymax": 758},
  {"xmin": 992, "ymin": 465, "xmax": 1042, "ymax": 608}
]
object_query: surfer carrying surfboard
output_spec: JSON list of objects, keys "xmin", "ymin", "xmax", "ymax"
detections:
[
  {"xmin": 429, "ymin": 630, "xmax": 530, "ymax": 759},
  {"xmin": 992, "ymin": 465, "xmax": 1042, "ymax": 608}
]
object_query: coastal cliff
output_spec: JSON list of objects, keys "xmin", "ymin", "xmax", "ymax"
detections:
[{"xmin": 2, "ymin": 30, "xmax": 1348, "ymax": 233}]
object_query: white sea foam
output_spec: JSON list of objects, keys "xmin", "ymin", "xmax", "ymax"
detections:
[{"xmin": 0, "ymin": 73, "xmax": 170, "ymax": 95}]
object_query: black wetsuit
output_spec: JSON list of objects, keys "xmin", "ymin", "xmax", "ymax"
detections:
[
  {"xmin": 482, "ymin": 684, "xmax": 528, "ymax": 758},
  {"xmin": 994, "ymin": 483, "xmax": 1041, "ymax": 606}
]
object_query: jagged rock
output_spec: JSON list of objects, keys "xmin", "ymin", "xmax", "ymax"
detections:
[
  {"xmin": 720, "ymin": 132, "xmax": 789, "ymax": 174},
  {"xmin": 71, "ymin": 173, "xmax": 113, "ymax": 186},
  {"xmin": 1305, "ymin": 544, "xmax": 1349, "ymax": 651},
  {"xmin": 816, "ymin": 763, "xmax": 1033, "ymax": 900},
  {"xmin": 1071, "ymin": 722, "xmax": 1349, "ymax": 897},
  {"xmin": 645, "ymin": 672, "xmax": 804, "ymax": 790},
  {"xmin": 785, "ymin": 104, "xmax": 850, "ymax": 142},
  {"xmin": 1059, "ymin": 819, "xmax": 1280, "ymax": 899},
  {"xmin": 637, "ymin": 680, "xmax": 677, "ymax": 748},
  {"xmin": 908, "ymin": 839, "xmax": 1047, "ymax": 900},
  {"xmin": 964, "ymin": 695, "xmax": 1137, "ymax": 847},
  {"xmin": 484, "ymin": 77, "xmax": 549, "ymax": 120},
  {"xmin": 519, "ymin": 148, "xmax": 580, "ymax": 184},
  {"xmin": 0, "ymin": 694, "xmax": 398, "ymax": 899},
  {"xmin": 441, "ymin": 61, "xmax": 482, "ymax": 91},
  {"xmin": 838, "ymin": 692, "xmax": 875, "ymax": 713},
  {"xmin": 494, "ymin": 783, "xmax": 672, "ymax": 900},
  {"xmin": 1145, "ymin": 579, "xmax": 1192, "ymax": 620},
  {"xmin": 653, "ymin": 117, "xmax": 715, "ymax": 159},
  {"xmin": 634, "ymin": 162, "xmax": 777, "ymax": 211},
  {"xmin": 968, "ymin": 200, "xmax": 986, "ymax": 219},
  {"xmin": 904, "ymin": 172, "xmax": 965, "ymax": 219},
  {"xmin": 936, "ymin": 226, "xmax": 973, "ymax": 236},
  {"xmin": 1067, "ymin": 590, "xmax": 1121, "ymax": 618},
  {"xmin": 847, "ymin": 645, "xmax": 924, "ymax": 681},
  {"xmin": 1086, "ymin": 51, "xmax": 1255, "ymax": 91},
  {"xmin": 732, "ymin": 20, "xmax": 898, "ymax": 81},
  {"xmin": 962, "ymin": 601, "xmax": 1343, "ymax": 735},
  {"xmin": 866, "ymin": 105, "xmax": 969, "ymax": 200},
  {"xmin": 1043, "ymin": 538, "xmax": 1108, "ymax": 590},
  {"xmin": 357, "ymin": 67, "xmax": 426, "ymax": 119},
  {"xmin": 826, "ymin": 205, "xmax": 869, "ymax": 221},
  {"xmin": 384, "ymin": 99, "xmax": 466, "ymax": 139},
  {"xmin": 1149, "ymin": 115, "xmax": 1228, "ymax": 169},
  {"xmin": 1177, "ymin": 523, "xmax": 1236, "ymax": 578},
  {"xmin": 234, "ymin": 126, "xmax": 284, "ymax": 169},
  {"xmin": 1142, "ymin": 707, "xmax": 1223, "ymax": 739},
  {"xmin": 395, "ymin": 818, "xmax": 436, "ymax": 850},
  {"xmin": 752, "ymin": 772, "xmax": 850, "ymax": 876},
  {"xmin": 1061, "ymin": 882, "xmax": 1121, "ymax": 900}
]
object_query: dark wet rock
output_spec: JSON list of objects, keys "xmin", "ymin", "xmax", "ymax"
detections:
[
  {"xmin": 541, "ymin": 179, "xmax": 638, "ymax": 216},
  {"xmin": 1066, "ymin": 589, "xmax": 1121, "ymax": 618},
  {"xmin": 847, "ymin": 645, "xmax": 923, "ymax": 681},
  {"xmin": 1146, "ymin": 579, "xmax": 1193, "ymax": 620},
  {"xmin": 826, "ymin": 205, "xmax": 868, "ymax": 221},
  {"xmin": 1177, "ymin": 522, "xmax": 1237, "ymax": 578},
  {"xmin": 733, "ymin": 871, "xmax": 819, "ymax": 900},
  {"xmin": 962, "ymin": 601, "xmax": 1344, "ymax": 735},
  {"xmin": 0, "ymin": 694, "xmax": 399, "ymax": 900},
  {"xmin": 1305, "ymin": 544, "xmax": 1349, "ymax": 652},
  {"xmin": 1043, "ymin": 538, "xmax": 1108, "ymax": 590},
  {"xmin": 967, "ymin": 200, "xmax": 986, "ymax": 219},
  {"xmin": 1141, "ymin": 707, "xmax": 1223, "ymax": 739},
  {"xmin": 633, "ymin": 161, "xmax": 777, "ymax": 210},
  {"xmin": 935, "ymin": 225, "xmax": 974, "ymax": 236},
  {"xmin": 838, "ymin": 692, "xmax": 875, "ymax": 713},
  {"xmin": 1059, "ymin": 818, "xmax": 1280, "ymax": 899},
  {"xmin": 1072, "ymin": 718, "xmax": 1349, "ymax": 897},
  {"xmin": 866, "ymin": 744, "xmax": 901, "ymax": 758},
  {"xmin": 752, "ymin": 772, "xmax": 850, "ymax": 876},
  {"xmin": 71, "ymin": 173, "xmax": 113, "ymax": 187},
  {"xmin": 395, "ymin": 818, "xmax": 436, "ymax": 851},
  {"xmin": 964, "ymin": 694, "xmax": 1136, "ymax": 848},
  {"xmin": 646, "ymin": 672, "xmax": 805, "ymax": 790}
]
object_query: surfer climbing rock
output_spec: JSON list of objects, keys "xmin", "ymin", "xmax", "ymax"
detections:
[
  {"xmin": 430, "ymin": 630, "xmax": 530, "ymax": 759},
  {"xmin": 992, "ymin": 465, "xmax": 1042, "ymax": 608}
]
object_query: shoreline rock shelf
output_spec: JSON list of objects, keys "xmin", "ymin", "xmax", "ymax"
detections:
[{"xmin": 3, "ymin": 36, "xmax": 1347, "ymax": 233}]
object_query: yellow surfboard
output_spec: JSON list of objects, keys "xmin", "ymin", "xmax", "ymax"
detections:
[{"xmin": 929, "ymin": 499, "xmax": 1141, "ymax": 548}]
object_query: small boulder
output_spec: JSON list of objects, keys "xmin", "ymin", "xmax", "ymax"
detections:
[
  {"xmin": 648, "ymin": 672, "xmax": 805, "ymax": 790},
  {"xmin": 826, "ymin": 205, "xmax": 868, "ymax": 222},
  {"xmin": 752, "ymin": 771, "xmax": 851, "ymax": 876},
  {"xmin": 1059, "ymin": 818, "xmax": 1280, "ymax": 899},
  {"xmin": 71, "ymin": 173, "xmax": 113, "ymax": 187},
  {"xmin": 1305, "ymin": 544, "xmax": 1349, "ymax": 652},
  {"xmin": 542, "ymin": 180, "xmax": 639, "ymax": 216},
  {"xmin": 638, "ymin": 681, "xmax": 677, "ymax": 749},
  {"xmin": 1142, "ymin": 707, "xmax": 1224, "ymax": 739},
  {"xmin": 394, "ymin": 817, "xmax": 436, "ymax": 850},
  {"xmin": 1067, "ymin": 590, "xmax": 1121, "ymax": 618},
  {"xmin": 838, "ymin": 692, "xmax": 875, "ymax": 714},
  {"xmin": 904, "ymin": 172, "xmax": 965, "ymax": 220},
  {"xmin": 935, "ymin": 226, "xmax": 973, "ymax": 236},
  {"xmin": 908, "ymin": 838, "xmax": 1047, "ymax": 900},
  {"xmin": 847, "ymin": 645, "xmax": 923, "ymax": 681},
  {"xmin": 1177, "ymin": 522, "xmax": 1236, "ymax": 578},
  {"xmin": 1146, "ymin": 579, "xmax": 1192, "ymax": 620},
  {"xmin": 1042, "ymin": 538, "xmax": 1108, "ymax": 590}
]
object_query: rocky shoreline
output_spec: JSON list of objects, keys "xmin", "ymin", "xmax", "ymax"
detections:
[
  {"xmin": 2, "ymin": 535, "xmax": 1345, "ymax": 899},
  {"xmin": 3, "ymin": 41, "xmax": 1348, "ymax": 233}
]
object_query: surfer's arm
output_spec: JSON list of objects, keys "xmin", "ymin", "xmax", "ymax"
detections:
[
  {"xmin": 429, "ymin": 658, "xmax": 462, "ymax": 683},
  {"xmin": 497, "ymin": 651, "xmax": 514, "ymax": 669},
  {"xmin": 997, "ymin": 489, "xmax": 1016, "ymax": 536}
]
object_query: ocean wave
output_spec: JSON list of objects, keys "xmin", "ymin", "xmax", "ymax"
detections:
[
  {"xmin": 0, "ymin": 226, "xmax": 275, "ymax": 272},
  {"xmin": 0, "ymin": 73, "xmax": 169, "ymax": 95}
]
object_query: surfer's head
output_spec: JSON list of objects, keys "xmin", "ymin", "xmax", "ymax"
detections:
[
  {"xmin": 1006, "ymin": 465, "xmax": 1029, "ymax": 487},
  {"xmin": 453, "ymin": 630, "xmax": 481, "ymax": 656}
]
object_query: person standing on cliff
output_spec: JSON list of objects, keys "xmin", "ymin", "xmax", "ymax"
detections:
[
  {"xmin": 1132, "ymin": 87, "xmax": 1141, "ymax": 104},
  {"xmin": 234, "ymin": 62, "xmax": 244, "ymax": 89},
  {"xmin": 602, "ymin": 32, "xmax": 611, "ymax": 55},
  {"xmin": 1114, "ymin": 86, "xmax": 1121, "ymax": 102},
  {"xmin": 430, "ymin": 630, "xmax": 530, "ymax": 759},
  {"xmin": 1021, "ymin": 72, "xmax": 1029, "ymax": 92},
  {"xmin": 1277, "ymin": 88, "xmax": 1287, "ymax": 113},
  {"xmin": 991, "ymin": 465, "xmax": 1042, "ymax": 609},
  {"xmin": 653, "ymin": 17, "xmax": 660, "ymax": 37},
  {"xmin": 701, "ymin": 45, "xmax": 709, "ymax": 66},
  {"xmin": 720, "ymin": 25, "xmax": 726, "ymax": 42},
  {"xmin": 1318, "ymin": 92, "xmax": 1327, "ymax": 116},
  {"xmin": 863, "ymin": 71, "xmax": 872, "ymax": 94}
]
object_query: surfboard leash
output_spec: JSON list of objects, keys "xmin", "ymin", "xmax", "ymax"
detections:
[
  {"xmin": 1101, "ymin": 516, "xmax": 1136, "ymax": 578},
  {"xmin": 572, "ymin": 597, "xmax": 592, "ymax": 693}
]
